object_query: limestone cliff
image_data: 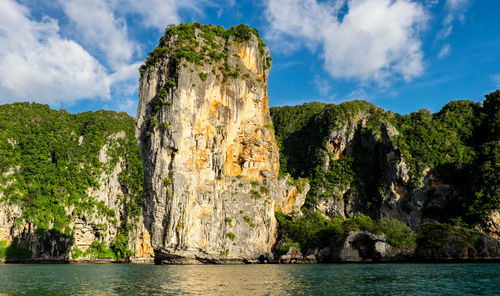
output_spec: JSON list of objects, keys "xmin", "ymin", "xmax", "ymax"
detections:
[
  {"xmin": 136, "ymin": 24, "xmax": 305, "ymax": 263},
  {"xmin": 0, "ymin": 104, "xmax": 152, "ymax": 262},
  {"xmin": 271, "ymin": 95, "xmax": 500, "ymax": 261},
  {"xmin": 271, "ymin": 99, "xmax": 499, "ymax": 231}
]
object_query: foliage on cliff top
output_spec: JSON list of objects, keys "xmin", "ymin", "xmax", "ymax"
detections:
[
  {"xmin": 139, "ymin": 22, "xmax": 267, "ymax": 76},
  {"xmin": 0, "ymin": 102, "xmax": 143, "ymax": 236},
  {"xmin": 271, "ymin": 91, "xmax": 499, "ymax": 226}
]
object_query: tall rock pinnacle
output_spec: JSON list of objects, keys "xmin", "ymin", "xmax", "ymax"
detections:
[{"xmin": 136, "ymin": 23, "xmax": 306, "ymax": 263}]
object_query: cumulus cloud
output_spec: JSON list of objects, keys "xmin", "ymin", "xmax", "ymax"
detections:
[
  {"xmin": 0, "ymin": 0, "xmax": 234, "ymax": 112},
  {"xmin": 0, "ymin": 0, "xmax": 110, "ymax": 105},
  {"xmin": 59, "ymin": 0, "xmax": 136, "ymax": 70},
  {"xmin": 265, "ymin": 0, "xmax": 428, "ymax": 83}
]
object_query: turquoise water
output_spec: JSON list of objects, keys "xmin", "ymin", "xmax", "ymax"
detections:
[{"xmin": 0, "ymin": 263, "xmax": 499, "ymax": 295}]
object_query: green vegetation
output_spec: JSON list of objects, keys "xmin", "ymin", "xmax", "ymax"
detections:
[
  {"xmin": 250, "ymin": 190, "xmax": 261, "ymax": 199},
  {"xmin": 277, "ymin": 211, "xmax": 488, "ymax": 256},
  {"xmin": 0, "ymin": 238, "xmax": 32, "ymax": 259},
  {"xmin": 278, "ymin": 242, "xmax": 301, "ymax": 255},
  {"xmin": 141, "ymin": 23, "xmax": 270, "ymax": 136},
  {"xmin": 111, "ymin": 231, "xmax": 134, "ymax": 259},
  {"xmin": 416, "ymin": 222, "xmax": 483, "ymax": 253},
  {"xmin": 225, "ymin": 217, "xmax": 233, "ymax": 227},
  {"xmin": 271, "ymin": 101, "xmax": 390, "ymax": 212},
  {"xmin": 71, "ymin": 247, "xmax": 83, "ymax": 260},
  {"xmin": 0, "ymin": 102, "xmax": 143, "ymax": 258},
  {"xmin": 288, "ymin": 176, "xmax": 307, "ymax": 194},
  {"xmin": 80, "ymin": 235, "xmax": 133, "ymax": 261},
  {"xmin": 271, "ymin": 91, "xmax": 500, "ymax": 226},
  {"xmin": 139, "ymin": 23, "xmax": 267, "ymax": 78},
  {"xmin": 226, "ymin": 232, "xmax": 236, "ymax": 241},
  {"xmin": 0, "ymin": 240, "xmax": 7, "ymax": 258},
  {"xmin": 243, "ymin": 215, "xmax": 255, "ymax": 227},
  {"xmin": 391, "ymin": 93, "xmax": 499, "ymax": 225},
  {"xmin": 276, "ymin": 211, "xmax": 416, "ymax": 253},
  {"xmin": 83, "ymin": 240, "xmax": 116, "ymax": 259},
  {"xmin": 162, "ymin": 122, "xmax": 169, "ymax": 131},
  {"xmin": 264, "ymin": 123, "xmax": 275, "ymax": 133}
]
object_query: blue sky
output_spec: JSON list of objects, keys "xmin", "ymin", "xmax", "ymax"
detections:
[{"xmin": 0, "ymin": 0, "xmax": 499, "ymax": 116}]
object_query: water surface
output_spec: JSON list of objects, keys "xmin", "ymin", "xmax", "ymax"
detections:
[{"xmin": 0, "ymin": 263, "xmax": 499, "ymax": 295}]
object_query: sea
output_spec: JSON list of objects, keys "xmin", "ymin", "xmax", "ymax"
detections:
[{"xmin": 0, "ymin": 263, "xmax": 499, "ymax": 295}]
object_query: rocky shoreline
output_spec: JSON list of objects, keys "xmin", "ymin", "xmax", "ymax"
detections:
[
  {"xmin": 2, "ymin": 258, "xmax": 499, "ymax": 265},
  {"xmin": 2, "ymin": 229, "xmax": 499, "ymax": 265}
]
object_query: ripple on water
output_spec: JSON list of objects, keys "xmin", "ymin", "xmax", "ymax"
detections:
[{"xmin": 0, "ymin": 263, "xmax": 499, "ymax": 295}]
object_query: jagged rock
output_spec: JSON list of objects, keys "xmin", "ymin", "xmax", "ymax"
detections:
[
  {"xmin": 416, "ymin": 233, "xmax": 500, "ymax": 260},
  {"xmin": 304, "ymin": 254, "xmax": 317, "ymax": 263},
  {"xmin": 70, "ymin": 134, "xmax": 154, "ymax": 262},
  {"xmin": 310, "ymin": 114, "xmax": 467, "ymax": 233},
  {"xmin": 279, "ymin": 254, "xmax": 292, "ymax": 264},
  {"xmin": 483, "ymin": 210, "xmax": 500, "ymax": 240},
  {"xmin": 338, "ymin": 231, "xmax": 397, "ymax": 262},
  {"xmin": 0, "ymin": 203, "xmax": 22, "ymax": 243},
  {"xmin": 0, "ymin": 133, "xmax": 153, "ymax": 262},
  {"xmin": 317, "ymin": 247, "xmax": 333, "ymax": 262},
  {"xmin": 279, "ymin": 247, "xmax": 303, "ymax": 263},
  {"xmin": 276, "ymin": 175, "xmax": 309, "ymax": 216},
  {"xmin": 136, "ymin": 25, "xmax": 305, "ymax": 264}
]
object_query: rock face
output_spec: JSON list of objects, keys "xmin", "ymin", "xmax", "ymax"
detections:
[
  {"xmin": 136, "ymin": 24, "xmax": 304, "ymax": 263},
  {"xmin": 0, "ymin": 104, "xmax": 152, "ymax": 262},
  {"xmin": 483, "ymin": 210, "xmax": 500, "ymax": 240},
  {"xmin": 271, "ymin": 103, "xmax": 466, "ymax": 231},
  {"xmin": 337, "ymin": 231, "xmax": 404, "ymax": 262},
  {"xmin": 416, "ymin": 234, "xmax": 500, "ymax": 260},
  {"xmin": 271, "ymin": 96, "xmax": 500, "ymax": 244},
  {"xmin": 72, "ymin": 138, "xmax": 153, "ymax": 262},
  {"xmin": 0, "ymin": 134, "xmax": 153, "ymax": 262}
]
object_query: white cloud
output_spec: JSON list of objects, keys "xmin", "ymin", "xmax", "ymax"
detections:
[
  {"xmin": 0, "ymin": 0, "xmax": 248, "ymax": 113},
  {"xmin": 438, "ymin": 43, "xmax": 451, "ymax": 58},
  {"xmin": 0, "ymin": 0, "xmax": 110, "ymax": 105},
  {"xmin": 266, "ymin": 0, "xmax": 341, "ymax": 44},
  {"xmin": 265, "ymin": 0, "xmax": 428, "ymax": 83},
  {"xmin": 59, "ymin": 0, "xmax": 136, "ymax": 70}
]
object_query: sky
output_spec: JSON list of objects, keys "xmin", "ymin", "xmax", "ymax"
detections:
[{"xmin": 0, "ymin": 0, "xmax": 499, "ymax": 116}]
